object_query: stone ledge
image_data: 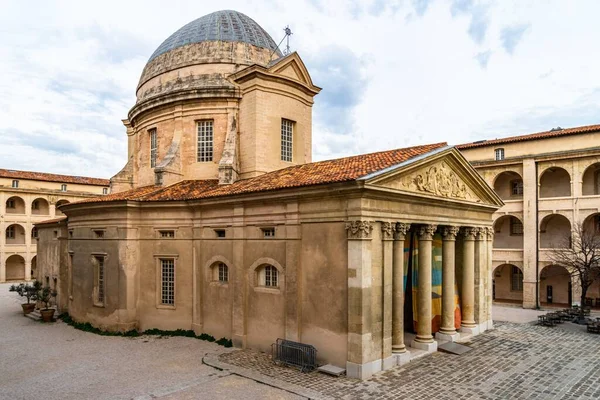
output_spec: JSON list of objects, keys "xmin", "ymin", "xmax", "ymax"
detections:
[{"xmin": 202, "ymin": 353, "xmax": 332, "ymax": 400}]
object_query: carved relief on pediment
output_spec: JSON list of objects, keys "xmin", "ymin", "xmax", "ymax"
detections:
[{"xmin": 400, "ymin": 162, "xmax": 478, "ymax": 201}]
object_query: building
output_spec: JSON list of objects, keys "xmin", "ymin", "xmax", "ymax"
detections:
[
  {"xmin": 0, "ymin": 168, "xmax": 109, "ymax": 283},
  {"xmin": 458, "ymin": 125, "xmax": 600, "ymax": 309},
  {"xmin": 35, "ymin": 10, "xmax": 502, "ymax": 379}
]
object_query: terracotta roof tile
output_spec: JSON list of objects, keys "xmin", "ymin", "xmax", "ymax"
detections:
[
  {"xmin": 0, "ymin": 168, "xmax": 109, "ymax": 186},
  {"xmin": 456, "ymin": 123, "xmax": 600, "ymax": 150},
  {"xmin": 35, "ymin": 216, "xmax": 67, "ymax": 226},
  {"xmin": 72, "ymin": 142, "xmax": 447, "ymax": 204}
]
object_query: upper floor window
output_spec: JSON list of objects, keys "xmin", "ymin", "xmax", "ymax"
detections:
[
  {"xmin": 281, "ymin": 119, "xmax": 293, "ymax": 162},
  {"xmin": 93, "ymin": 230, "xmax": 105, "ymax": 239},
  {"xmin": 511, "ymin": 180, "xmax": 523, "ymax": 196},
  {"xmin": 60, "ymin": 184, "xmax": 67, "ymax": 192},
  {"xmin": 495, "ymin": 148, "xmax": 505, "ymax": 161},
  {"xmin": 197, "ymin": 120, "xmax": 214, "ymax": 162},
  {"xmin": 258, "ymin": 265, "xmax": 279, "ymax": 288},
  {"xmin": 94, "ymin": 256, "xmax": 105, "ymax": 306},
  {"xmin": 159, "ymin": 230, "xmax": 175, "ymax": 238},
  {"xmin": 31, "ymin": 227, "xmax": 38, "ymax": 238},
  {"xmin": 32, "ymin": 200, "xmax": 39, "ymax": 210},
  {"xmin": 7, "ymin": 199, "xmax": 15, "ymax": 209},
  {"xmin": 6, "ymin": 226, "xmax": 15, "ymax": 238},
  {"xmin": 510, "ymin": 218, "xmax": 523, "ymax": 236},
  {"xmin": 103, "ymin": 188, "xmax": 108, "ymax": 195},
  {"xmin": 211, "ymin": 262, "xmax": 229, "ymax": 283},
  {"xmin": 11, "ymin": 180, "xmax": 18, "ymax": 188},
  {"xmin": 149, "ymin": 129, "xmax": 157, "ymax": 168},
  {"xmin": 215, "ymin": 229, "xmax": 226, "ymax": 238},
  {"xmin": 160, "ymin": 258, "xmax": 175, "ymax": 306},
  {"xmin": 262, "ymin": 227, "xmax": 275, "ymax": 238}
]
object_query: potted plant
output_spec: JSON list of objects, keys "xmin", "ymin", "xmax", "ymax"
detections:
[
  {"xmin": 9, "ymin": 281, "xmax": 40, "ymax": 315},
  {"xmin": 36, "ymin": 285, "xmax": 58, "ymax": 322}
]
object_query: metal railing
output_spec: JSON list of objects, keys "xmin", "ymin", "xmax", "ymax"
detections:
[{"xmin": 271, "ymin": 338, "xmax": 317, "ymax": 372}]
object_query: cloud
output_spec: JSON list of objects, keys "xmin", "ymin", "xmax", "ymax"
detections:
[
  {"xmin": 412, "ymin": 0, "xmax": 433, "ymax": 16},
  {"xmin": 501, "ymin": 23, "xmax": 530, "ymax": 54},
  {"xmin": 475, "ymin": 50, "xmax": 492, "ymax": 68},
  {"xmin": 368, "ymin": 0, "xmax": 387, "ymax": 17},
  {"xmin": 467, "ymin": 6, "xmax": 490, "ymax": 44},
  {"xmin": 450, "ymin": 0, "xmax": 473, "ymax": 16}
]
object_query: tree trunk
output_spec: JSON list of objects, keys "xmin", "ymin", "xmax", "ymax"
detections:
[{"xmin": 579, "ymin": 285, "xmax": 588, "ymax": 322}]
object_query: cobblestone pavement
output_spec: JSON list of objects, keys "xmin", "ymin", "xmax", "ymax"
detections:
[
  {"xmin": 0, "ymin": 283, "xmax": 300, "ymax": 400},
  {"xmin": 220, "ymin": 321, "xmax": 600, "ymax": 400}
]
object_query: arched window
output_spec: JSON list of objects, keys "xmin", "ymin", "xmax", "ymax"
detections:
[
  {"xmin": 211, "ymin": 262, "xmax": 229, "ymax": 283},
  {"xmin": 258, "ymin": 265, "xmax": 278, "ymax": 287}
]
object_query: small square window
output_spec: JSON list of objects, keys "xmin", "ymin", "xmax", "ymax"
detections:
[
  {"xmin": 262, "ymin": 227, "xmax": 275, "ymax": 238},
  {"xmin": 93, "ymin": 230, "xmax": 105, "ymax": 239},
  {"xmin": 495, "ymin": 148, "xmax": 505, "ymax": 161},
  {"xmin": 12, "ymin": 180, "xmax": 18, "ymax": 188},
  {"xmin": 53, "ymin": 230, "xmax": 58, "ymax": 238},
  {"xmin": 103, "ymin": 188, "xmax": 108, "ymax": 195},
  {"xmin": 215, "ymin": 229, "xmax": 226, "ymax": 238},
  {"xmin": 61, "ymin": 184, "xmax": 67, "ymax": 192},
  {"xmin": 160, "ymin": 230, "xmax": 175, "ymax": 238}
]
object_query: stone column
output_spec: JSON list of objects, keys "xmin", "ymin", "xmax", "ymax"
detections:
[
  {"xmin": 392, "ymin": 222, "xmax": 411, "ymax": 365},
  {"xmin": 411, "ymin": 224, "xmax": 438, "ymax": 352},
  {"xmin": 485, "ymin": 227, "xmax": 494, "ymax": 330},
  {"xmin": 474, "ymin": 228, "xmax": 487, "ymax": 332},
  {"xmin": 461, "ymin": 227, "xmax": 478, "ymax": 334},
  {"xmin": 436, "ymin": 226, "xmax": 460, "ymax": 342},
  {"xmin": 380, "ymin": 222, "xmax": 395, "ymax": 371},
  {"xmin": 346, "ymin": 220, "xmax": 376, "ymax": 380}
]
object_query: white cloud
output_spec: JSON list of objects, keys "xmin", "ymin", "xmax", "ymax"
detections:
[{"xmin": 0, "ymin": 0, "xmax": 599, "ymax": 178}]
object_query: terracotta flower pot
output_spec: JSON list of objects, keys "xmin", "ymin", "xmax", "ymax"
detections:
[
  {"xmin": 21, "ymin": 303, "xmax": 35, "ymax": 315},
  {"xmin": 40, "ymin": 309, "xmax": 55, "ymax": 323}
]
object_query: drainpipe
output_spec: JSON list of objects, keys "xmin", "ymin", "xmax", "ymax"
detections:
[{"xmin": 535, "ymin": 161, "xmax": 540, "ymax": 309}]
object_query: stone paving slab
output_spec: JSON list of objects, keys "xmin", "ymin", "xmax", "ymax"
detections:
[{"xmin": 217, "ymin": 322, "xmax": 600, "ymax": 399}]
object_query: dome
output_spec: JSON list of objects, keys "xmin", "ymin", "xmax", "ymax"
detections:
[{"xmin": 148, "ymin": 10, "xmax": 283, "ymax": 62}]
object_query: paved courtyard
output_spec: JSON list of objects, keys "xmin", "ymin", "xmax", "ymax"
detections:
[{"xmin": 1, "ymin": 282, "xmax": 599, "ymax": 400}]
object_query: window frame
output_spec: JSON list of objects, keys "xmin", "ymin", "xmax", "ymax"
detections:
[
  {"xmin": 214, "ymin": 229, "xmax": 226, "ymax": 238},
  {"xmin": 196, "ymin": 120, "xmax": 214, "ymax": 162},
  {"xmin": 262, "ymin": 227, "xmax": 276, "ymax": 238},
  {"xmin": 92, "ymin": 254, "xmax": 106, "ymax": 307},
  {"xmin": 159, "ymin": 230, "xmax": 175, "ymax": 239},
  {"xmin": 510, "ymin": 218, "xmax": 524, "ymax": 236},
  {"xmin": 6, "ymin": 225, "xmax": 15, "ymax": 239},
  {"xmin": 281, "ymin": 119, "xmax": 294, "ymax": 162},
  {"xmin": 60, "ymin": 184, "xmax": 67, "ymax": 192},
  {"xmin": 12, "ymin": 180, "xmax": 19, "ymax": 188},
  {"xmin": 511, "ymin": 266, "xmax": 523, "ymax": 292},
  {"xmin": 6, "ymin": 199, "xmax": 15, "ymax": 209},
  {"xmin": 495, "ymin": 148, "xmax": 505, "ymax": 161},
  {"xmin": 155, "ymin": 255, "xmax": 178, "ymax": 309},
  {"xmin": 149, "ymin": 128, "xmax": 157, "ymax": 168},
  {"xmin": 103, "ymin": 188, "xmax": 108, "ymax": 195},
  {"xmin": 31, "ymin": 227, "xmax": 38, "ymax": 238},
  {"xmin": 92, "ymin": 229, "xmax": 105, "ymax": 239},
  {"xmin": 511, "ymin": 179, "xmax": 524, "ymax": 196}
]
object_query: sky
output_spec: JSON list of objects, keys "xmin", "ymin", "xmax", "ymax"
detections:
[{"xmin": 1, "ymin": 0, "xmax": 599, "ymax": 179}]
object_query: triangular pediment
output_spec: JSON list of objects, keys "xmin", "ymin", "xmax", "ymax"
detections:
[
  {"xmin": 361, "ymin": 147, "xmax": 503, "ymax": 206},
  {"xmin": 268, "ymin": 52, "xmax": 315, "ymax": 87}
]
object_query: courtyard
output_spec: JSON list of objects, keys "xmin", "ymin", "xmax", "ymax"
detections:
[{"xmin": 1, "ymin": 282, "xmax": 599, "ymax": 400}]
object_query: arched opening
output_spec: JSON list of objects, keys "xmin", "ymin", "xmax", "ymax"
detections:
[
  {"xmin": 31, "ymin": 198, "xmax": 50, "ymax": 215},
  {"xmin": 582, "ymin": 213, "xmax": 600, "ymax": 234},
  {"xmin": 210, "ymin": 262, "xmax": 229, "ymax": 283},
  {"xmin": 493, "ymin": 171, "xmax": 523, "ymax": 200},
  {"xmin": 5, "ymin": 255, "xmax": 25, "ymax": 281},
  {"xmin": 5, "ymin": 196, "xmax": 25, "ymax": 214},
  {"xmin": 31, "ymin": 256, "xmax": 37, "ymax": 280},
  {"xmin": 540, "ymin": 265, "xmax": 572, "ymax": 307},
  {"xmin": 539, "ymin": 167, "xmax": 571, "ymax": 198},
  {"xmin": 492, "ymin": 264, "xmax": 523, "ymax": 305},
  {"xmin": 582, "ymin": 162, "xmax": 600, "ymax": 195},
  {"xmin": 5, "ymin": 224, "xmax": 26, "ymax": 245},
  {"xmin": 256, "ymin": 264, "xmax": 279, "ymax": 288},
  {"xmin": 493, "ymin": 215, "xmax": 524, "ymax": 249},
  {"xmin": 540, "ymin": 214, "xmax": 571, "ymax": 248},
  {"xmin": 55, "ymin": 199, "xmax": 70, "ymax": 216}
]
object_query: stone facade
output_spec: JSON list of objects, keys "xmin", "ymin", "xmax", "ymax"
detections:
[{"xmin": 459, "ymin": 125, "xmax": 600, "ymax": 308}]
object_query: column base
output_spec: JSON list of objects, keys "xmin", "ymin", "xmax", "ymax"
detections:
[
  {"xmin": 411, "ymin": 339, "xmax": 438, "ymax": 352},
  {"xmin": 395, "ymin": 351, "xmax": 411, "ymax": 366},
  {"xmin": 435, "ymin": 331, "xmax": 460, "ymax": 342},
  {"xmin": 460, "ymin": 325, "xmax": 479, "ymax": 335},
  {"xmin": 346, "ymin": 359, "xmax": 382, "ymax": 380}
]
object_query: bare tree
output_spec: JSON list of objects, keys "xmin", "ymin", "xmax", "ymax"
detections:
[{"xmin": 548, "ymin": 223, "xmax": 600, "ymax": 321}]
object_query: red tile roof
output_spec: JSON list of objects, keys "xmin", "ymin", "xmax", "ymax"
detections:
[
  {"xmin": 0, "ymin": 168, "xmax": 110, "ymax": 186},
  {"xmin": 35, "ymin": 217, "xmax": 67, "ymax": 226},
  {"xmin": 74, "ymin": 142, "xmax": 447, "ymax": 204},
  {"xmin": 456, "ymin": 123, "xmax": 600, "ymax": 150}
]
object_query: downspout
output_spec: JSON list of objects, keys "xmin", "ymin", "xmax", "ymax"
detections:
[{"xmin": 535, "ymin": 161, "xmax": 540, "ymax": 309}]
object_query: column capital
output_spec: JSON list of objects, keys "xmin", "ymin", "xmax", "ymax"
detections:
[
  {"xmin": 462, "ymin": 227, "xmax": 478, "ymax": 240},
  {"xmin": 441, "ymin": 226, "xmax": 460, "ymax": 241},
  {"xmin": 485, "ymin": 226, "xmax": 494, "ymax": 241},
  {"xmin": 474, "ymin": 227, "xmax": 486, "ymax": 240},
  {"xmin": 416, "ymin": 224, "xmax": 437, "ymax": 240},
  {"xmin": 345, "ymin": 220, "xmax": 373, "ymax": 239},
  {"xmin": 381, "ymin": 222, "xmax": 394, "ymax": 241},
  {"xmin": 394, "ymin": 222, "xmax": 411, "ymax": 241}
]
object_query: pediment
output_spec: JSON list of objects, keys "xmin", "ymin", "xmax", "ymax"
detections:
[
  {"xmin": 362, "ymin": 148, "xmax": 503, "ymax": 206},
  {"xmin": 268, "ymin": 52, "xmax": 315, "ymax": 87}
]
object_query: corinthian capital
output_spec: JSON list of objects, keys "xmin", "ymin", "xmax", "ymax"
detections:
[
  {"xmin": 381, "ymin": 222, "xmax": 394, "ymax": 240},
  {"xmin": 442, "ymin": 226, "xmax": 460, "ymax": 240},
  {"xmin": 417, "ymin": 224, "xmax": 437, "ymax": 240},
  {"xmin": 394, "ymin": 222, "xmax": 411, "ymax": 241},
  {"xmin": 462, "ymin": 227, "xmax": 477, "ymax": 240},
  {"xmin": 485, "ymin": 226, "xmax": 495, "ymax": 240},
  {"xmin": 345, "ymin": 220, "xmax": 374, "ymax": 239}
]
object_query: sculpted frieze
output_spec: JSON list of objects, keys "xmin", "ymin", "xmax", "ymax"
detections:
[{"xmin": 400, "ymin": 162, "xmax": 476, "ymax": 201}]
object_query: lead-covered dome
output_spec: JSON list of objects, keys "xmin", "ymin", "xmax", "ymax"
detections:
[{"xmin": 148, "ymin": 10, "xmax": 282, "ymax": 62}]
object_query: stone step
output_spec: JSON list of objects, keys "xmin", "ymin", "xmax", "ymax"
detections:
[{"xmin": 25, "ymin": 309, "xmax": 41, "ymax": 321}]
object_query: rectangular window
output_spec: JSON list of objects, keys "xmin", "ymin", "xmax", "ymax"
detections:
[
  {"xmin": 218, "ymin": 263, "xmax": 228, "ymax": 282},
  {"xmin": 262, "ymin": 227, "xmax": 275, "ymax": 238},
  {"xmin": 281, "ymin": 119, "xmax": 293, "ymax": 162},
  {"xmin": 495, "ymin": 148, "xmax": 505, "ymax": 161},
  {"xmin": 31, "ymin": 227, "xmax": 38, "ymax": 238},
  {"xmin": 510, "ymin": 219, "xmax": 523, "ymax": 235},
  {"xmin": 7, "ymin": 200, "xmax": 15, "ymax": 209},
  {"xmin": 61, "ymin": 184, "xmax": 67, "ymax": 192},
  {"xmin": 511, "ymin": 266, "xmax": 523, "ymax": 291},
  {"xmin": 197, "ymin": 120, "xmax": 214, "ymax": 162},
  {"xmin": 93, "ymin": 230, "xmax": 105, "ymax": 239},
  {"xmin": 215, "ymin": 229, "xmax": 226, "ymax": 238},
  {"xmin": 103, "ymin": 188, "xmax": 108, "ymax": 195},
  {"xmin": 94, "ymin": 256, "xmax": 105, "ymax": 305},
  {"xmin": 265, "ymin": 265, "xmax": 278, "ymax": 287},
  {"xmin": 160, "ymin": 259, "xmax": 175, "ymax": 306},
  {"xmin": 511, "ymin": 180, "xmax": 523, "ymax": 196},
  {"xmin": 12, "ymin": 180, "xmax": 18, "ymax": 188},
  {"xmin": 159, "ymin": 230, "xmax": 175, "ymax": 238},
  {"xmin": 6, "ymin": 226, "xmax": 14, "ymax": 238},
  {"xmin": 150, "ymin": 129, "xmax": 157, "ymax": 168}
]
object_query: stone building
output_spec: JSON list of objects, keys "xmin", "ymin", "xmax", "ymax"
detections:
[
  {"xmin": 35, "ymin": 10, "xmax": 502, "ymax": 379},
  {"xmin": 458, "ymin": 124, "xmax": 600, "ymax": 309},
  {"xmin": 0, "ymin": 169, "xmax": 109, "ymax": 283}
]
